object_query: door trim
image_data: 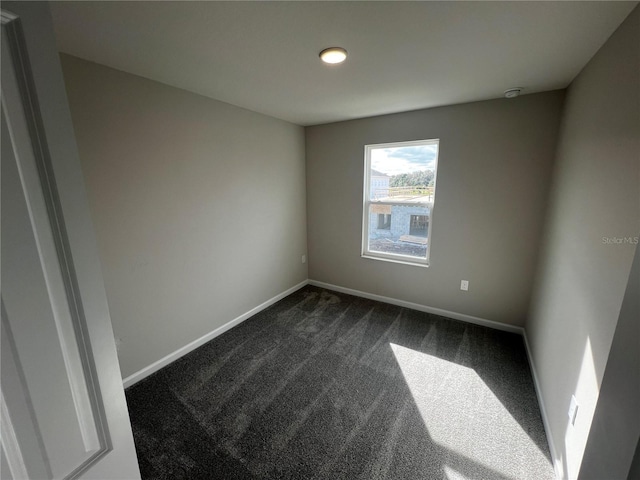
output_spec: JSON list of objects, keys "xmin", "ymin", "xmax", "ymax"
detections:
[{"xmin": 1, "ymin": 390, "xmax": 29, "ymax": 480}]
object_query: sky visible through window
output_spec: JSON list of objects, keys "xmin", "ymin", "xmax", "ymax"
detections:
[{"xmin": 371, "ymin": 144, "xmax": 438, "ymax": 176}]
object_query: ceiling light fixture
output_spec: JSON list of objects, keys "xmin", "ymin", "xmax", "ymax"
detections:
[
  {"xmin": 319, "ymin": 47, "xmax": 347, "ymax": 64},
  {"xmin": 504, "ymin": 88, "xmax": 522, "ymax": 99}
]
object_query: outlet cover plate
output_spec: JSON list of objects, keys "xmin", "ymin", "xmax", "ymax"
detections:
[{"xmin": 568, "ymin": 395, "xmax": 579, "ymax": 425}]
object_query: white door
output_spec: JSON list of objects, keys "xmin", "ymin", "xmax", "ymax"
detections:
[{"xmin": 1, "ymin": 3, "xmax": 141, "ymax": 479}]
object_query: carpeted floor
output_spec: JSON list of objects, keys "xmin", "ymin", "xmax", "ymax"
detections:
[{"xmin": 125, "ymin": 285, "xmax": 554, "ymax": 480}]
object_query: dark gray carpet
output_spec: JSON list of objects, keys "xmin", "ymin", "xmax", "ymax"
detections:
[{"xmin": 125, "ymin": 286, "xmax": 554, "ymax": 480}]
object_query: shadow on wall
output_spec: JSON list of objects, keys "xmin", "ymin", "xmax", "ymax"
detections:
[
  {"xmin": 578, "ymin": 244, "xmax": 640, "ymax": 479},
  {"xmin": 546, "ymin": 232, "xmax": 634, "ymax": 479}
]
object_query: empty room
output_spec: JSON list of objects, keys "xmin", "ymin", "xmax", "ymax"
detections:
[{"xmin": 1, "ymin": 1, "xmax": 638, "ymax": 479}]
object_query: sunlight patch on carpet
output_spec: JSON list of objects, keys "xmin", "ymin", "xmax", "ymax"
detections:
[{"xmin": 390, "ymin": 342, "xmax": 551, "ymax": 479}]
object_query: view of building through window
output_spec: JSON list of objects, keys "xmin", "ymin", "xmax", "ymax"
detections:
[{"xmin": 363, "ymin": 139, "xmax": 439, "ymax": 265}]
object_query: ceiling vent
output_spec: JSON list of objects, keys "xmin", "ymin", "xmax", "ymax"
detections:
[{"xmin": 504, "ymin": 88, "xmax": 522, "ymax": 99}]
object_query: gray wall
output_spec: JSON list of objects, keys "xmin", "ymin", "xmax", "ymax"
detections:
[
  {"xmin": 60, "ymin": 55, "xmax": 307, "ymax": 379},
  {"xmin": 578, "ymin": 245, "xmax": 639, "ymax": 479},
  {"xmin": 527, "ymin": 6, "xmax": 639, "ymax": 479},
  {"xmin": 306, "ymin": 92, "xmax": 564, "ymax": 326}
]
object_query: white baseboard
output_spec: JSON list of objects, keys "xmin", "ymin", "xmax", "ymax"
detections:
[
  {"xmin": 308, "ymin": 279, "xmax": 524, "ymax": 335},
  {"xmin": 522, "ymin": 331, "xmax": 561, "ymax": 480},
  {"xmin": 122, "ymin": 280, "xmax": 309, "ymax": 388}
]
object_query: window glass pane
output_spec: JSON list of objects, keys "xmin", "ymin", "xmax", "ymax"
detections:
[
  {"xmin": 367, "ymin": 204, "xmax": 429, "ymax": 258},
  {"xmin": 370, "ymin": 144, "xmax": 437, "ymax": 203}
]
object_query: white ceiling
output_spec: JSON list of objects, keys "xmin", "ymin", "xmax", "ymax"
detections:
[{"xmin": 50, "ymin": 1, "xmax": 637, "ymax": 126}]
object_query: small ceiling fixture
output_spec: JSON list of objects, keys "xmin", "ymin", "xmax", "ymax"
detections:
[
  {"xmin": 504, "ymin": 88, "xmax": 522, "ymax": 99},
  {"xmin": 319, "ymin": 47, "xmax": 347, "ymax": 64}
]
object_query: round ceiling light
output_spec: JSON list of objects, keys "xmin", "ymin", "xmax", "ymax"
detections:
[{"xmin": 319, "ymin": 47, "xmax": 347, "ymax": 64}]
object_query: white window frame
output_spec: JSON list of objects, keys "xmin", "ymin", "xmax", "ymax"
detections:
[{"xmin": 362, "ymin": 139, "xmax": 439, "ymax": 267}]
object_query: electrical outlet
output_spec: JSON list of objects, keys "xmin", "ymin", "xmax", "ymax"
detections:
[
  {"xmin": 301, "ymin": 254, "xmax": 306, "ymax": 264},
  {"xmin": 568, "ymin": 395, "xmax": 579, "ymax": 426},
  {"xmin": 460, "ymin": 280, "xmax": 469, "ymax": 291}
]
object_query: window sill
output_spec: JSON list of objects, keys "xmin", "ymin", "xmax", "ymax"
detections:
[{"xmin": 361, "ymin": 253, "xmax": 430, "ymax": 268}]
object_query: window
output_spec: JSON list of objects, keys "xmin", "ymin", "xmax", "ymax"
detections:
[
  {"xmin": 362, "ymin": 139, "xmax": 439, "ymax": 266},
  {"xmin": 377, "ymin": 213, "xmax": 392, "ymax": 229},
  {"xmin": 410, "ymin": 215, "xmax": 428, "ymax": 237}
]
